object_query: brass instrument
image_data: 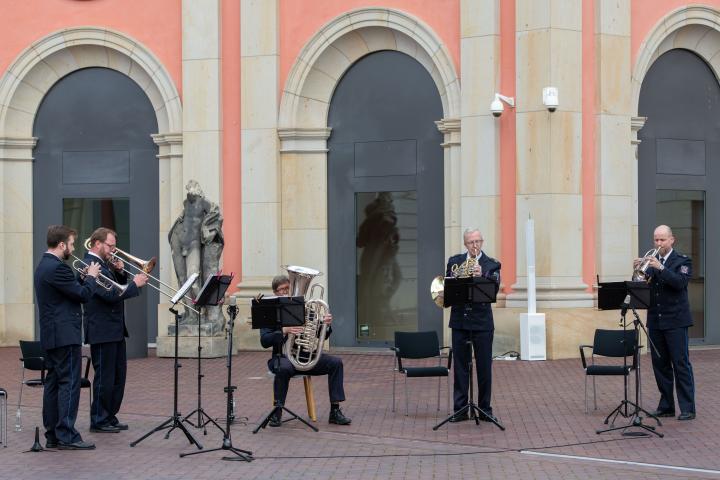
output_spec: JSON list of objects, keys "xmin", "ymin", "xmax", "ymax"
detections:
[
  {"xmin": 430, "ymin": 257, "xmax": 479, "ymax": 308},
  {"xmin": 71, "ymin": 255, "xmax": 128, "ymax": 294},
  {"xmin": 632, "ymin": 248, "xmax": 660, "ymax": 282},
  {"xmin": 282, "ymin": 265, "xmax": 329, "ymax": 371},
  {"xmin": 83, "ymin": 237, "xmax": 198, "ymax": 313}
]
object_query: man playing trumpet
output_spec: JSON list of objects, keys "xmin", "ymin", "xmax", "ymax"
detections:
[
  {"xmin": 634, "ymin": 225, "xmax": 696, "ymax": 421},
  {"xmin": 83, "ymin": 227, "xmax": 148, "ymax": 433}
]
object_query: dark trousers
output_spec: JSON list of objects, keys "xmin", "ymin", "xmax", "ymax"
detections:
[
  {"xmin": 43, "ymin": 345, "xmax": 82, "ymax": 444},
  {"xmin": 90, "ymin": 339, "xmax": 127, "ymax": 427},
  {"xmin": 649, "ymin": 327, "xmax": 695, "ymax": 414},
  {"xmin": 452, "ymin": 328, "xmax": 493, "ymax": 413},
  {"xmin": 268, "ymin": 354, "xmax": 345, "ymax": 406}
]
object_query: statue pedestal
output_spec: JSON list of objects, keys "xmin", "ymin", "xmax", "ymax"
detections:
[{"xmin": 155, "ymin": 304, "xmax": 235, "ymax": 358}]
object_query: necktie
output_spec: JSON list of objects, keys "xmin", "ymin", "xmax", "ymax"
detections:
[{"xmin": 661, "ymin": 257, "xmax": 666, "ymax": 266}]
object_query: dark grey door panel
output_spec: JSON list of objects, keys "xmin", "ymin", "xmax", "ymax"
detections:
[
  {"xmin": 328, "ymin": 51, "xmax": 444, "ymax": 347},
  {"xmin": 33, "ymin": 67, "xmax": 159, "ymax": 358}
]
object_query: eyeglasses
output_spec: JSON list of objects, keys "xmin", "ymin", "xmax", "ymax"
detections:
[
  {"xmin": 276, "ymin": 285, "xmax": 290, "ymax": 294},
  {"xmin": 103, "ymin": 241, "xmax": 117, "ymax": 249},
  {"xmin": 466, "ymin": 240, "xmax": 484, "ymax": 244}
]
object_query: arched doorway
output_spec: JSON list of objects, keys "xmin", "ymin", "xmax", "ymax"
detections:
[
  {"xmin": 638, "ymin": 48, "xmax": 720, "ymax": 344},
  {"xmin": 327, "ymin": 50, "xmax": 444, "ymax": 347},
  {"xmin": 33, "ymin": 67, "xmax": 159, "ymax": 358}
]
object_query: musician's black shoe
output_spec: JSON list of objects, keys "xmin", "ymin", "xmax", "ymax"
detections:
[
  {"xmin": 678, "ymin": 412, "xmax": 696, "ymax": 421},
  {"xmin": 329, "ymin": 407, "xmax": 351, "ymax": 425},
  {"xmin": 449, "ymin": 412, "xmax": 469, "ymax": 423},
  {"xmin": 45, "ymin": 439, "xmax": 58, "ymax": 449},
  {"xmin": 110, "ymin": 420, "xmax": 129, "ymax": 430},
  {"xmin": 90, "ymin": 424, "xmax": 121, "ymax": 433},
  {"xmin": 268, "ymin": 412, "xmax": 282, "ymax": 427},
  {"xmin": 651, "ymin": 409, "xmax": 675, "ymax": 418},
  {"xmin": 479, "ymin": 412, "xmax": 498, "ymax": 423},
  {"xmin": 57, "ymin": 440, "xmax": 96, "ymax": 450}
]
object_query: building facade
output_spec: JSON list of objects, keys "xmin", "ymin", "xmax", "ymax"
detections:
[{"xmin": 0, "ymin": 0, "xmax": 717, "ymax": 358}]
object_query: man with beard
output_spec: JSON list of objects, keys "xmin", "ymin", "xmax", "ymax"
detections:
[{"xmin": 34, "ymin": 225, "xmax": 100, "ymax": 449}]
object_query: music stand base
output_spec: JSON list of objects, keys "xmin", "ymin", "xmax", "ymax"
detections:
[
  {"xmin": 253, "ymin": 405, "xmax": 318, "ymax": 434},
  {"xmin": 130, "ymin": 414, "xmax": 203, "ymax": 449},
  {"xmin": 597, "ymin": 400, "xmax": 663, "ymax": 438},
  {"xmin": 433, "ymin": 403, "xmax": 505, "ymax": 431},
  {"xmin": 180, "ymin": 435, "xmax": 253, "ymax": 461},
  {"xmin": 183, "ymin": 407, "xmax": 224, "ymax": 435}
]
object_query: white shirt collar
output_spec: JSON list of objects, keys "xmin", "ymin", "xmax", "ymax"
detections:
[
  {"xmin": 88, "ymin": 251, "xmax": 104, "ymax": 262},
  {"xmin": 660, "ymin": 249, "xmax": 673, "ymax": 262}
]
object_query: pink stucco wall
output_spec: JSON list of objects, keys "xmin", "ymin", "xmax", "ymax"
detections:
[
  {"xmin": 632, "ymin": 0, "xmax": 720, "ymax": 65},
  {"xmin": 279, "ymin": 0, "xmax": 460, "ymax": 95},
  {"xmin": 0, "ymin": 0, "xmax": 182, "ymax": 96}
]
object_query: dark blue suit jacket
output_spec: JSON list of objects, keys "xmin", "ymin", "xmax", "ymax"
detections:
[
  {"xmin": 646, "ymin": 249, "xmax": 693, "ymax": 330},
  {"xmin": 446, "ymin": 252, "xmax": 501, "ymax": 331},
  {"xmin": 34, "ymin": 252, "xmax": 98, "ymax": 351},
  {"xmin": 81, "ymin": 253, "xmax": 140, "ymax": 344}
]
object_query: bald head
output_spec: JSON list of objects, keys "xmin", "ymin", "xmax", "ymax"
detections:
[{"xmin": 653, "ymin": 224, "xmax": 675, "ymax": 256}]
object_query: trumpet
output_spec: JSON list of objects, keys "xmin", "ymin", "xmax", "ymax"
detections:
[
  {"xmin": 632, "ymin": 248, "xmax": 660, "ymax": 282},
  {"xmin": 71, "ymin": 255, "xmax": 128, "ymax": 294}
]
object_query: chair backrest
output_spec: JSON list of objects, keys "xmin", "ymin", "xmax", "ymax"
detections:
[
  {"xmin": 19, "ymin": 340, "xmax": 46, "ymax": 371},
  {"xmin": 394, "ymin": 331, "xmax": 440, "ymax": 359},
  {"xmin": 592, "ymin": 329, "xmax": 637, "ymax": 358}
]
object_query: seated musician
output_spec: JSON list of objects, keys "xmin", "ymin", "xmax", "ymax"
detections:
[{"xmin": 260, "ymin": 275, "xmax": 351, "ymax": 426}]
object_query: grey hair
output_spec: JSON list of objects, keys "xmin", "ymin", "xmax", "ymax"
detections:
[{"xmin": 463, "ymin": 228, "xmax": 482, "ymax": 240}]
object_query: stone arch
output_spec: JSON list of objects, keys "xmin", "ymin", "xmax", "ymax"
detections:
[
  {"xmin": 632, "ymin": 6, "xmax": 720, "ymax": 114},
  {"xmin": 279, "ymin": 8, "xmax": 460, "ymax": 129},
  {"xmin": 0, "ymin": 26, "xmax": 181, "ymax": 135}
]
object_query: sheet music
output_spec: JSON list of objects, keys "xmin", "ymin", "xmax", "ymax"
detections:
[{"xmin": 171, "ymin": 272, "xmax": 199, "ymax": 304}]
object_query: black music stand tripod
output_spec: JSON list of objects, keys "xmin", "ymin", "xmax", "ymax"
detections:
[
  {"xmin": 596, "ymin": 281, "xmax": 662, "ymax": 438},
  {"xmin": 433, "ymin": 276, "xmax": 505, "ymax": 431},
  {"xmin": 183, "ymin": 273, "xmax": 232, "ymax": 436},
  {"xmin": 130, "ymin": 274, "xmax": 203, "ymax": 449},
  {"xmin": 250, "ymin": 295, "xmax": 318, "ymax": 434},
  {"xmin": 180, "ymin": 296, "xmax": 253, "ymax": 461}
]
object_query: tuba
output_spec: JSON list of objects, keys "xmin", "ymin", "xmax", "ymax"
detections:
[
  {"xmin": 282, "ymin": 265, "xmax": 330, "ymax": 371},
  {"xmin": 430, "ymin": 257, "xmax": 479, "ymax": 308}
]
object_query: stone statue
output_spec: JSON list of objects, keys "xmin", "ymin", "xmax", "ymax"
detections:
[{"xmin": 168, "ymin": 180, "xmax": 224, "ymax": 334}]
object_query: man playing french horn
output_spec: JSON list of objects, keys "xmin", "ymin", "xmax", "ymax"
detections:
[
  {"xmin": 447, "ymin": 228, "xmax": 501, "ymax": 423},
  {"xmin": 260, "ymin": 275, "xmax": 351, "ymax": 427}
]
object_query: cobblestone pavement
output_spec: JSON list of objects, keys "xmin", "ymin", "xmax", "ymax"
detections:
[{"xmin": 1, "ymin": 345, "xmax": 718, "ymax": 479}]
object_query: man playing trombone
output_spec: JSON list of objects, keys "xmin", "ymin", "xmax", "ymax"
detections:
[{"xmin": 82, "ymin": 227, "xmax": 148, "ymax": 433}]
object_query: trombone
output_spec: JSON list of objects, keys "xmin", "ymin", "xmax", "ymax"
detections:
[
  {"xmin": 71, "ymin": 255, "xmax": 129, "ymax": 294},
  {"xmin": 83, "ymin": 238, "xmax": 199, "ymax": 313}
]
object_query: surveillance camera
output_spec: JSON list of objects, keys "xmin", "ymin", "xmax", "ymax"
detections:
[
  {"xmin": 543, "ymin": 87, "xmax": 558, "ymax": 112},
  {"xmin": 490, "ymin": 98, "xmax": 504, "ymax": 117}
]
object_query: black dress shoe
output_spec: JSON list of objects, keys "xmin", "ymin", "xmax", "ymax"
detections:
[
  {"xmin": 268, "ymin": 413, "xmax": 282, "ymax": 427},
  {"xmin": 479, "ymin": 412, "xmax": 497, "ymax": 423},
  {"xmin": 449, "ymin": 412, "xmax": 469, "ymax": 423},
  {"xmin": 678, "ymin": 412, "xmax": 696, "ymax": 421},
  {"xmin": 90, "ymin": 424, "xmax": 121, "ymax": 433},
  {"xmin": 111, "ymin": 422, "xmax": 129, "ymax": 430},
  {"xmin": 45, "ymin": 440, "xmax": 58, "ymax": 449},
  {"xmin": 58, "ymin": 440, "xmax": 96, "ymax": 450},
  {"xmin": 329, "ymin": 408, "xmax": 352, "ymax": 425},
  {"xmin": 651, "ymin": 410, "xmax": 676, "ymax": 418}
]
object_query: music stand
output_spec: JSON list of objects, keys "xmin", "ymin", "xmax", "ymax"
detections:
[
  {"xmin": 180, "ymin": 296, "xmax": 253, "ymax": 462},
  {"xmin": 433, "ymin": 277, "xmax": 505, "ymax": 431},
  {"xmin": 596, "ymin": 281, "xmax": 662, "ymax": 438},
  {"xmin": 130, "ymin": 273, "xmax": 203, "ymax": 449},
  {"xmin": 183, "ymin": 273, "xmax": 233, "ymax": 435},
  {"xmin": 251, "ymin": 296, "xmax": 318, "ymax": 434}
]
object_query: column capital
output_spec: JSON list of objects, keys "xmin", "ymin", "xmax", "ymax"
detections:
[
  {"xmin": 278, "ymin": 127, "xmax": 332, "ymax": 153},
  {"xmin": 435, "ymin": 118, "xmax": 461, "ymax": 147},
  {"xmin": 0, "ymin": 136, "xmax": 37, "ymax": 161}
]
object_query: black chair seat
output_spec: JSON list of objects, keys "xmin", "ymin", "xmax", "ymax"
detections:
[
  {"xmin": 403, "ymin": 366, "xmax": 449, "ymax": 378},
  {"xmin": 586, "ymin": 365, "xmax": 630, "ymax": 376},
  {"xmin": 24, "ymin": 379, "xmax": 44, "ymax": 387}
]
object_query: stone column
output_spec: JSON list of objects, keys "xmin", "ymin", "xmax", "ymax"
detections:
[
  {"xmin": 0, "ymin": 136, "xmax": 36, "ymax": 345},
  {"xmin": 631, "ymin": 116, "xmax": 647, "ymax": 255},
  {"xmin": 235, "ymin": 0, "xmax": 281, "ymax": 349},
  {"xmin": 511, "ymin": 0, "xmax": 591, "ymax": 308},
  {"xmin": 152, "ymin": 132, "xmax": 183, "ymax": 344},
  {"xmin": 595, "ymin": 0, "xmax": 634, "ymax": 282},
  {"xmin": 182, "ymin": 0, "xmax": 222, "ymax": 200},
  {"xmin": 436, "ymin": 118, "xmax": 460, "ymax": 345},
  {"xmin": 459, "ymin": 0, "xmax": 501, "ymax": 253}
]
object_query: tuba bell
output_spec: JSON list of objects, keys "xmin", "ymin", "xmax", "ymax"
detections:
[{"xmin": 282, "ymin": 265, "xmax": 330, "ymax": 371}]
